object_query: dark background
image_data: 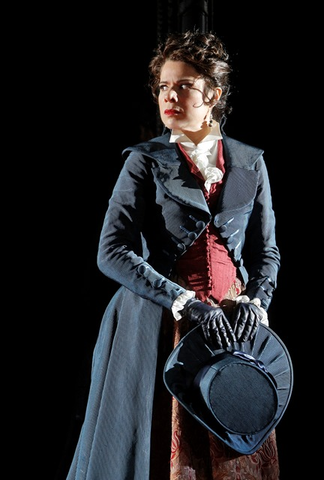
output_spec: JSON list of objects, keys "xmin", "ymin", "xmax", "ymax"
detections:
[{"xmin": 24, "ymin": 1, "xmax": 316, "ymax": 478}]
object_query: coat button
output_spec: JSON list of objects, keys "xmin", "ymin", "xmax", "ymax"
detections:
[
  {"xmin": 177, "ymin": 243, "xmax": 186, "ymax": 253},
  {"xmin": 188, "ymin": 232, "xmax": 198, "ymax": 240},
  {"xmin": 195, "ymin": 220, "xmax": 205, "ymax": 229},
  {"xmin": 137, "ymin": 264, "xmax": 148, "ymax": 277},
  {"xmin": 153, "ymin": 278, "xmax": 164, "ymax": 288}
]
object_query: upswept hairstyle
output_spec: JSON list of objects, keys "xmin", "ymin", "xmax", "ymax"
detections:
[{"xmin": 148, "ymin": 30, "xmax": 233, "ymax": 122}]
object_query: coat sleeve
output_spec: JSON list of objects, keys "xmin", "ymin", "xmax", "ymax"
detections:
[
  {"xmin": 214, "ymin": 150, "xmax": 280, "ymax": 311},
  {"xmin": 97, "ymin": 151, "xmax": 186, "ymax": 310},
  {"xmin": 241, "ymin": 156, "xmax": 281, "ymax": 310}
]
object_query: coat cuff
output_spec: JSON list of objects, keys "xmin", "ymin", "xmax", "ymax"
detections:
[{"xmin": 171, "ymin": 290, "xmax": 196, "ymax": 320}]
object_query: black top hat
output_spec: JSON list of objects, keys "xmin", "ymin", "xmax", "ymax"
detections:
[{"xmin": 163, "ymin": 323, "xmax": 293, "ymax": 455}]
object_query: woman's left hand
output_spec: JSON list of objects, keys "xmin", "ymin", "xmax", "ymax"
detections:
[{"xmin": 231, "ymin": 298, "xmax": 266, "ymax": 342}]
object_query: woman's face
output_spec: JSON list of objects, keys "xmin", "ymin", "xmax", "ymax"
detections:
[{"xmin": 158, "ymin": 60, "xmax": 221, "ymax": 143}]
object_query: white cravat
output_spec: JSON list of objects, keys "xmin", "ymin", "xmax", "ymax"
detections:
[{"xmin": 170, "ymin": 122, "xmax": 223, "ymax": 192}]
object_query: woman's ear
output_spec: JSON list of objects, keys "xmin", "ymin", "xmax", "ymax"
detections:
[{"xmin": 214, "ymin": 87, "xmax": 222, "ymax": 102}]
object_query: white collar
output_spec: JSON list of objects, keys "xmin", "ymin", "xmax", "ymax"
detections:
[{"xmin": 169, "ymin": 121, "xmax": 223, "ymax": 145}]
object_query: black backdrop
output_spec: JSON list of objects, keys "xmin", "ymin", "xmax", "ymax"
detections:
[{"xmin": 31, "ymin": 2, "xmax": 315, "ymax": 479}]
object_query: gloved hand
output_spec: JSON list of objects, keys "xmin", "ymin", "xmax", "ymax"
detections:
[
  {"xmin": 182, "ymin": 298, "xmax": 236, "ymax": 349},
  {"xmin": 231, "ymin": 296, "xmax": 266, "ymax": 342}
]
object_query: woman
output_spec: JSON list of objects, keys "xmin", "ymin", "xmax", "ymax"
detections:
[{"xmin": 67, "ymin": 30, "xmax": 281, "ymax": 479}]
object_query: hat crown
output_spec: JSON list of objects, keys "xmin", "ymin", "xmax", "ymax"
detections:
[{"xmin": 196, "ymin": 351, "xmax": 278, "ymax": 434}]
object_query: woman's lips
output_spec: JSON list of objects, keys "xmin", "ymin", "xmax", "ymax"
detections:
[{"xmin": 164, "ymin": 109, "xmax": 181, "ymax": 116}]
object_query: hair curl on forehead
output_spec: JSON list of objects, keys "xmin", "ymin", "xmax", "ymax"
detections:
[{"xmin": 148, "ymin": 30, "xmax": 233, "ymax": 121}]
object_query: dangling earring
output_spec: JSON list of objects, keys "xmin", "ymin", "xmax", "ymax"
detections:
[{"xmin": 209, "ymin": 102, "xmax": 216, "ymax": 127}]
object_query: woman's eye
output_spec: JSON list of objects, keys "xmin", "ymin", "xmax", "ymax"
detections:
[
  {"xmin": 180, "ymin": 83, "xmax": 192, "ymax": 90},
  {"xmin": 158, "ymin": 83, "xmax": 192, "ymax": 92}
]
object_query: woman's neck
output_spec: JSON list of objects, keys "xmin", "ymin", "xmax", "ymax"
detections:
[{"xmin": 181, "ymin": 125, "xmax": 212, "ymax": 145}]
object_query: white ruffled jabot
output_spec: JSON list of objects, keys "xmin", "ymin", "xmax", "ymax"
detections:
[
  {"xmin": 181, "ymin": 141, "xmax": 223, "ymax": 192},
  {"xmin": 170, "ymin": 122, "xmax": 223, "ymax": 192}
]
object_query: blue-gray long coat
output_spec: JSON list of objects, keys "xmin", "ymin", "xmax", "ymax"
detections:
[{"xmin": 67, "ymin": 131, "xmax": 281, "ymax": 480}]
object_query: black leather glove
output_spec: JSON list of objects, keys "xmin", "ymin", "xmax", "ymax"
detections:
[
  {"xmin": 182, "ymin": 298, "xmax": 236, "ymax": 349},
  {"xmin": 231, "ymin": 301, "xmax": 263, "ymax": 342}
]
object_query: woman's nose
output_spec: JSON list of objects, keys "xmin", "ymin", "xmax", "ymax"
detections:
[{"xmin": 164, "ymin": 89, "xmax": 178, "ymax": 102}]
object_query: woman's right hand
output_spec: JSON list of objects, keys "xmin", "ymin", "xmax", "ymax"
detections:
[{"xmin": 182, "ymin": 299, "xmax": 236, "ymax": 349}]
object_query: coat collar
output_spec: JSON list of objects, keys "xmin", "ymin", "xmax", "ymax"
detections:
[
  {"xmin": 122, "ymin": 132, "xmax": 263, "ymax": 214},
  {"xmin": 123, "ymin": 131, "xmax": 263, "ymax": 168}
]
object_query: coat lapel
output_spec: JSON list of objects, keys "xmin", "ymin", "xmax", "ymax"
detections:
[{"xmin": 151, "ymin": 145, "xmax": 211, "ymax": 213}]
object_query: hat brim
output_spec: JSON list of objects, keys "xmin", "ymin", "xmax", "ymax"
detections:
[{"xmin": 163, "ymin": 323, "xmax": 293, "ymax": 454}]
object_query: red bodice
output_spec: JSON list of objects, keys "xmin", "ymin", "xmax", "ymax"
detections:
[{"xmin": 176, "ymin": 141, "xmax": 238, "ymax": 304}]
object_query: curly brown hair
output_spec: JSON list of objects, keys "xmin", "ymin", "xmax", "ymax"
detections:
[{"xmin": 148, "ymin": 30, "xmax": 233, "ymax": 122}]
